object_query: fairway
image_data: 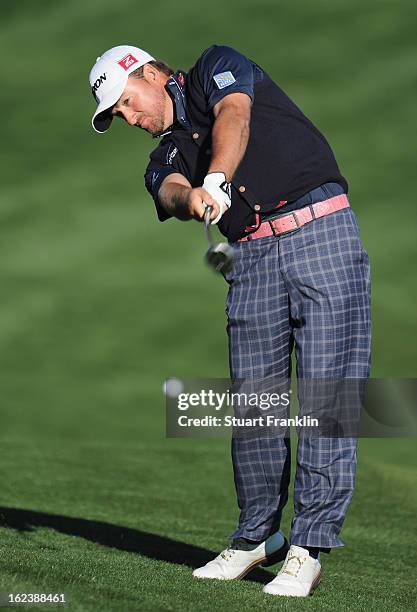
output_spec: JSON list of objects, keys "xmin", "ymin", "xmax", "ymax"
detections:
[{"xmin": 0, "ymin": 0, "xmax": 416, "ymax": 610}]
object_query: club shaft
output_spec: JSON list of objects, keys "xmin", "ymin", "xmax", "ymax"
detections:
[{"xmin": 204, "ymin": 206, "xmax": 213, "ymax": 245}]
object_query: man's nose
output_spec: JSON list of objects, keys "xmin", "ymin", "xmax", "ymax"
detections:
[
  {"xmin": 119, "ymin": 108, "xmax": 136, "ymax": 126},
  {"xmin": 125, "ymin": 111, "xmax": 137, "ymax": 126}
]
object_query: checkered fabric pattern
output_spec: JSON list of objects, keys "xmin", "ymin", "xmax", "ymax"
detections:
[{"xmin": 225, "ymin": 187, "xmax": 371, "ymax": 547}]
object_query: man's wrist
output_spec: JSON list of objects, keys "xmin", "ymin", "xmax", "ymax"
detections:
[{"xmin": 207, "ymin": 170, "xmax": 230, "ymax": 182}]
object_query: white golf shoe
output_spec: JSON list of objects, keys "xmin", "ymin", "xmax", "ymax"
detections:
[
  {"xmin": 192, "ymin": 531, "xmax": 289, "ymax": 581},
  {"xmin": 263, "ymin": 544, "xmax": 322, "ymax": 597}
]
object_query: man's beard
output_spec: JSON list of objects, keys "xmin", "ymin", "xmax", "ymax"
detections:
[{"xmin": 137, "ymin": 90, "xmax": 167, "ymax": 135}]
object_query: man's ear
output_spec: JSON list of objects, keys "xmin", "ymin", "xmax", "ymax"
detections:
[{"xmin": 142, "ymin": 63, "xmax": 158, "ymax": 82}]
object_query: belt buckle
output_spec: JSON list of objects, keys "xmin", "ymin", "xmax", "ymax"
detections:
[{"xmin": 269, "ymin": 212, "xmax": 299, "ymax": 237}]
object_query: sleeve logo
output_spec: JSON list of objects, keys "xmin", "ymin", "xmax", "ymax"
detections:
[
  {"xmin": 213, "ymin": 71, "xmax": 236, "ymax": 89},
  {"xmin": 118, "ymin": 53, "xmax": 139, "ymax": 71},
  {"xmin": 151, "ymin": 172, "xmax": 160, "ymax": 188},
  {"xmin": 166, "ymin": 146, "xmax": 178, "ymax": 165}
]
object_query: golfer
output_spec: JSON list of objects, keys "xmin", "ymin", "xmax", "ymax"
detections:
[{"xmin": 88, "ymin": 44, "xmax": 371, "ymax": 597}]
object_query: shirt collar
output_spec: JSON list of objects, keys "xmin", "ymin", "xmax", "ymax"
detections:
[{"xmin": 153, "ymin": 70, "xmax": 191, "ymax": 138}]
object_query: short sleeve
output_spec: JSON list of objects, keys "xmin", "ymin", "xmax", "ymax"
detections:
[
  {"xmin": 144, "ymin": 139, "xmax": 181, "ymax": 221},
  {"xmin": 196, "ymin": 45, "xmax": 254, "ymax": 110}
]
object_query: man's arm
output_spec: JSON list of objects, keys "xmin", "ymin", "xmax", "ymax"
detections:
[
  {"xmin": 157, "ymin": 173, "xmax": 221, "ymax": 222},
  {"xmin": 208, "ymin": 92, "xmax": 252, "ymax": 182}
]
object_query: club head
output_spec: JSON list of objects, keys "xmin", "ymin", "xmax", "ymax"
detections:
[{"xmin": 205, "ymin": 242, "xmax": 234, "ymax": 274}]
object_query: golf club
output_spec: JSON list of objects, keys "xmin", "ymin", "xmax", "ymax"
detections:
[{"xmin": 204, "ymin": 205, "xmax": 234, "ymax": 274}]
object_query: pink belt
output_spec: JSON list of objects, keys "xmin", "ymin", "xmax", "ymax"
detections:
[{"xmin": 238, "ymin": 194, "xmax": 350, "ymax": 242}]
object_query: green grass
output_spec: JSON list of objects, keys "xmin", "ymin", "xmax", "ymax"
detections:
[
  {"xmin": 0, "ymin": 0, "xmax": 416, "ymax": 609},
  {"xmin": 0, "ymin": 438, "xmax": 416, "ymax": 611}
]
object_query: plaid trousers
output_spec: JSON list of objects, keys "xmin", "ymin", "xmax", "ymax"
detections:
[{"xmin": 225, "ymin": 184, "xmax": 371, "ymax": 548}]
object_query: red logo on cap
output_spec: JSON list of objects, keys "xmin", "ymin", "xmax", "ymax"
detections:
[{"xmin": 118, "ymin": 53, "xmax": 139, "ymax": 71}]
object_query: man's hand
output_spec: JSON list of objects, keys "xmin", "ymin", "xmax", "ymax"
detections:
[
  {"xmin": 186, "ymin": 187, "xmax": 221, "ymax": 222},
  {"xmin": 158, "ymin": 173, "xmax": 220, "ymax": 222},
  {"xmin": 157, "ymin": 172, "xmax": 229, "ymax": 223},
  {"xmin": 202, "ymin": 173, "xmax": 231, "ymax": 224}
]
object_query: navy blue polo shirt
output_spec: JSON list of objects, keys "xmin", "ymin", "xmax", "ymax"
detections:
[{"xmin": 145, "ymin": 45, "xmax": 348, "ymax": 242}]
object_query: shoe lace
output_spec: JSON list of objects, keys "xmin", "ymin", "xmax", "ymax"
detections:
[
  {"xmin": 281, "ymin": 553, "xmax": 305, "ymax": 578},
  {"xmin": 220, "ymin": 548, "xmax": 236, "ymax": 562}
]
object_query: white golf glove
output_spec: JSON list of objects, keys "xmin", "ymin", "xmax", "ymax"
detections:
[{"xmin": 202, "ymin": 172, "xmax": 232, "ymax": 225}]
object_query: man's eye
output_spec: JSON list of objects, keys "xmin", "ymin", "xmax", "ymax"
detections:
[{"xmin": 123, "ymin": 98, "xmax": 130, "ymax": 106}]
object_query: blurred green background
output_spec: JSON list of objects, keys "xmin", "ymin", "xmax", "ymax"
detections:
[{"xmin": 0, "ymin": 0, "xmax": 416, "ymax": 610}]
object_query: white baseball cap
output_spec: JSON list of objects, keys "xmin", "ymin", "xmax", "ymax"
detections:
[{"xmin": 89, "ymin": 45, "xmax": 155, "ymax": 133}]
